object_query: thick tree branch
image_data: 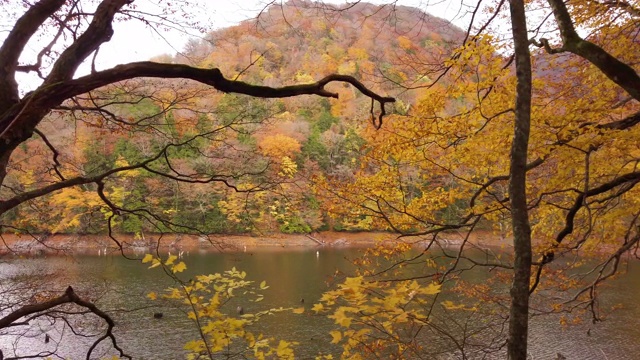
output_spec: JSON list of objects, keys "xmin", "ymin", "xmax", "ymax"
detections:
[
  {"xmin": 595, "ymin": 110, "xmax": 640, "ymax": 130},
  {"xmin": 0, "ymin": 288, "xmax": 70, "ymax": 329},
  {"xmin": 0, "ymin": 0, "xmax": 66, "ymax": 106},
  {"xmin": 546, "ymin": 0, "xmax": 640, "ymax": 101},
  {"xmin": 1, "ymin": 62, "xmax": 394, "ymax": 142},
  {"xmin": 62, "ymin": 62, "xmax": 395, "ymax": 107},
  {"xmin": 16, "ymin": 4, "xmax": 75, "ymax": 79},
  {"xmin": 0, "ymin": 152, "xmax": 160, "ymax": 215},
  {"xmin": 46, "ymin": 0, "xmax": 133, "ymax": 83},
  {"xmin": 529, "ymin": 170, "xmax": 640, "ymax": 294},
  {"xmin": 529, "ymin": 37, "xmax": 565, "ymax": 54},
  {"xmin": 555, "ymin": 171, "xmax": 640, "ymax": 246}
]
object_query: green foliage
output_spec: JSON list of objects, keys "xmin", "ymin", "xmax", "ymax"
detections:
[
  {"xmin": 83, "ymin": 140, "xmax": 115, "ymax": 176},
  {"xmin": 114, "ymin": 138, "xmax": 145, "ymax": 164},
  {"xmin": 237, "ymin": 131, "xmax": 257, "ymax": 147},
  {"xmin": 121, "ymin": 96, "xmax": 162, "ymax": 120},
  {"xmin": 120, "ymin": 212, "xmax": 143, "ymax": 233},
  {"xmin": 301, "ymin": 132, "xmax": 329, "ymax": 170},
  {"xmin": 313, "ymin": 110, "xmax": 338, "ymax": 133},
  {"xmin": 278, "ymin": 216, "xmax": 311, "ymax": 234},
  {"xmin": 173, "ymin": 198, "xmax": 235, "ymax": 234},
  {"xmin": 217, "ymin": 94, "xmax": 269, "ymax": 126}
]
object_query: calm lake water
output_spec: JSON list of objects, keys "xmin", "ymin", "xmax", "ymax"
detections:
[{"xmin": 1, "ymin": 247, "xmax": 639, "ymax": 359}]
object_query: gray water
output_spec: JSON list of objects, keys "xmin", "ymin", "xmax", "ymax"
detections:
[{"xmin": 0, "ymin": 247, "xmax": 639, "ymax": 359}]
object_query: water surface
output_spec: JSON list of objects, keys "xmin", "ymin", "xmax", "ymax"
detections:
[{"xmin": 0, "ymin": 247, "xmax": 638, "ymax": 359}]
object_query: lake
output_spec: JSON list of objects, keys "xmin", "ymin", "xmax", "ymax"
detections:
[{"xmin": 1, "ymin": 247, "xmax": 639, "ymax": 359}]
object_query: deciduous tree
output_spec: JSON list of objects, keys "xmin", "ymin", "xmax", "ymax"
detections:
[{"xmin": 0, "ymin": 0, "xmax": 394, "ymax": 358}]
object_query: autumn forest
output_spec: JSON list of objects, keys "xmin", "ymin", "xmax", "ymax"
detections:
[
  {"xmin": 1, "ymin": 0, "xmax": 639, "ymax": 359},
  {"xmin": 3, "ymin": 3, "xmax": 464, "ymax": 237}
]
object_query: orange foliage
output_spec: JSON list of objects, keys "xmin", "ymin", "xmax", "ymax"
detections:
[{"xmin": 258, "ymin": 134, "xmax": 302, "ymax": 158}]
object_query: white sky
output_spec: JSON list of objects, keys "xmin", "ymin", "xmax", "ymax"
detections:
[
  {"xmin": 1, "ymin": 0, "xmax": 478, "ymax": 92},
  {"xmin": 103, "ymin": 0, "xmax": 475, "ymax": 67}
]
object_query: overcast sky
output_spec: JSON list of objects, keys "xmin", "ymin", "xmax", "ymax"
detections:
[
  {"xmin": 2, "ymin": 0, "xmax": 477, "ymax": 92},
  {"xmin": 102, "ymin": 0, "xmax": 474, "ymax": 67}
]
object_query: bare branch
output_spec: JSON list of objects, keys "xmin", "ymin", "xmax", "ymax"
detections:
[
  {"xmin": 33, "ymin": 128, "xmax": 65, "ymax": 181},
  {"xmin": 46, "ymin": 0, "xmax": 134, "ymax": 83},
  {"xmin": 0, "ymin": 286, "xmax": 131, "ymax": 359}
]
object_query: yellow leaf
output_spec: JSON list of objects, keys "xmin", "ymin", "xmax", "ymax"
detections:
[
  {"xmin": 422, "ymin": 282, "xmax": 441, "ymax": 295},
  {"xmin": 184, "ymin": 340, "xmax": 205, "ymax": 352},
  {"xmin": 172, "ymin": 261, "xmax": 187, "ymax": 273},
  {"xmin": 292, "ymin": 307, "xmax": 305, "ymax": 314},
  {"xmin": 141, "ymin": 254, "xmax": 154, "ymax": 263},
  {"xmin": 442, "ymin": 300, "xmax": 463, "ymax": 310},
  {"xmin": 259, "ymin": 280, "xmax": 269, "ymax": 290},
  {"xmin": 147, "ymin": 292, "xmax": 157, "ymax": 300},
  {"xmin": 276, "ymin": 340, "xmax": 295, "ymax": 357},
  {"xmin": 165, "ymin": 254, "xmax": 178, "ymax": 266},
  {"xmin": 312, "ymin": 303, "xmax": 324, "ymax": 313},
  {"xmin": 332, "ymin": 307, "xmax": 352, "ymax": 327},
  {"xmin": 343, "ymin": 276, "xmax": 363, "ymax": 290},
  {"xmin": 329, "ymin": 330, "xmax": 342, "ymax": 344}
]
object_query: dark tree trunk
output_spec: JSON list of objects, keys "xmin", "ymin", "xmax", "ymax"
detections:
[{"xmin": 507, "ymin": 0, "xmax": 533, "ymax": 359}]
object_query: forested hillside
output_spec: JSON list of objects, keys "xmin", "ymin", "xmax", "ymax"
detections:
[{"xmin": 2, "ymin": 1, "xmax": 464, "ymax": 236}]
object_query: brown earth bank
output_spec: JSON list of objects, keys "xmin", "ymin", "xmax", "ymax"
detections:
[{"xmin": 0, "ymin": 230, "xmax": 513, "ymax": 256}]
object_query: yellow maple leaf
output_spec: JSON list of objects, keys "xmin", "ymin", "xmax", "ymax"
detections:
[
  {"xmin": 332, "ymin": 307, "xmax": 352, "ymax": 328},
  {"xmin": 422, "ymin": 282, "xmax": 441, "ymax": 295},
  {"xmin": 276, "ymin": 340, "xmax": 295, "ymax": 357},
  {"xmin": 312, "ymin": 303, "xmax": 324, "ymax": 313},
  {"xmin": 329, "ymin": 330, "xmax": 342, "ymax": 344},
  {"xmin": 172, "ymin": 261, "xmax": 187, "ymax": 273},
  {"xmin": 165, "ymin": 254, "xmax": 178, "ymax": 266}
]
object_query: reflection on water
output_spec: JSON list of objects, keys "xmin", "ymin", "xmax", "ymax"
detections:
[{"xmin": 0, "ymin": 247, "xmax": 639, "ymax": 359}]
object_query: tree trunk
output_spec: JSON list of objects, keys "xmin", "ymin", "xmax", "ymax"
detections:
[{"xmin": 507, "ymin": 0, "xmax": 533, "ymax": 359}]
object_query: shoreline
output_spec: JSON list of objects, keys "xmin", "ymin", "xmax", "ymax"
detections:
[{"xmin": 0, "ymin": 231, "xmax": 512, "ymax": 256}]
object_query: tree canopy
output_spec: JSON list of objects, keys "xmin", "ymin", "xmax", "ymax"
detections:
[{"xmin": 1, "ymin": 0, "xmax": 639, "ymax": 359}]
